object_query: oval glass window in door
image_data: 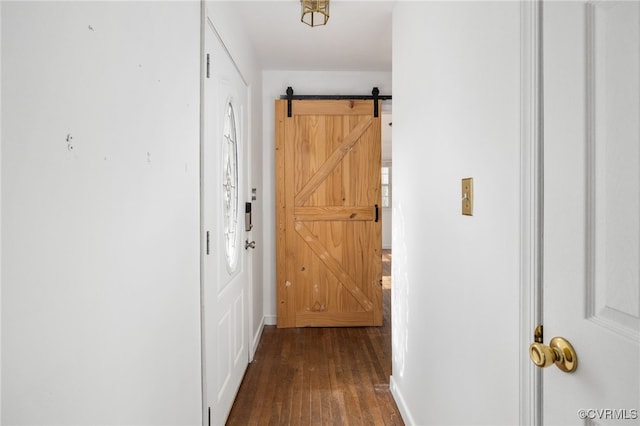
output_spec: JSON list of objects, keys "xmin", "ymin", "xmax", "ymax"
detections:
[{"xmin": 222, "ymin": 102, "xmax": 239, "ymax": 271}]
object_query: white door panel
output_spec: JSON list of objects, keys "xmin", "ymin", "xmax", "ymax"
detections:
[
  {"xmin": 202, "ymin": 16, "xmax": 249, "ymax": 426},
  {"xmin": 543, "ymin": 1, "xmax": 640, "ymax": 424}
]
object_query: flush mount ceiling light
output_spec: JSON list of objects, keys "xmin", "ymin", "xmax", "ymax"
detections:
[{"xmin": 301, "ymin": 0, "xmax": 329, "ymax": 27}]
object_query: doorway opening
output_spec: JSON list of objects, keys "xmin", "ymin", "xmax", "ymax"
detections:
[{"xmin": 381, "ymin": 108, "xmax": 393, "ymax": 297}]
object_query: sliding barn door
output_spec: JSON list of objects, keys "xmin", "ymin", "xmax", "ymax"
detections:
[{"xmin": 275, "ymin": 100, "xmax": 383, "ymax": 328}]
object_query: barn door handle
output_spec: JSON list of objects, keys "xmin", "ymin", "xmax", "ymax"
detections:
[
  {"xmin": 374, "ymin": 204, "xmax": 379, "ymax": 222},
  {"xmin": 529, "ymin": 327, "xmax": 577, "ymax": 373}
]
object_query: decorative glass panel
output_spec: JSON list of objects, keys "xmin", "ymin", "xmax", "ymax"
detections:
[{"xmin": 223, "ymin": 103, "xmax": 239, "ymax": 270}]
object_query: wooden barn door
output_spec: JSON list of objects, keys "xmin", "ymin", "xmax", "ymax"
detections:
[{"xmin": 275, "ymin": 99, "xmax": 383, "ymax": 328}]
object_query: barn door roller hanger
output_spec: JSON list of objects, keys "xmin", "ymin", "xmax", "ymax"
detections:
[{"xmin": 282, "ymin": 86, "xmax": 392, "ymax": 118}]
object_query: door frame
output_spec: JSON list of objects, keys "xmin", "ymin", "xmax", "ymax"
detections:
[{"xmin": 520, "ymin": 0, "xmax": 543, "ymax": 424}]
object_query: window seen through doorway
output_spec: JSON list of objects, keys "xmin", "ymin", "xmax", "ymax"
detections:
[{"xmin": 381, "ymin": 165, "xmax": 391, "ymax": 208}]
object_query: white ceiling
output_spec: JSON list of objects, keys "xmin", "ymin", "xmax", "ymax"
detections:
[{"xmin": 227, "ymin": 1, "xmax": 394, "ymax": 71}]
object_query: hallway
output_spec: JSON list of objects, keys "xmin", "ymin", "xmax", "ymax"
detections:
[{"xmin": 226, "ymin": 251, "xmax": 401, "ymax": 425}]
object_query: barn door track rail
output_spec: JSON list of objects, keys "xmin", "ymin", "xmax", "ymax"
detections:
[{"xmin": 282, "ymin": 86, "xmax": 392, "ymax": 118}]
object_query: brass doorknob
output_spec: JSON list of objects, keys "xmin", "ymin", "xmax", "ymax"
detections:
[{"xmin": 529, "ymin": 337, "xmax": 578, "ymax": 373}]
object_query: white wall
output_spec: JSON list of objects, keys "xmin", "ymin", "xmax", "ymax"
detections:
[
  {"xmin": 382, "ymin": 113, "xmax": 392, "ymax": 249},
  {"xmin": 391, "ymin": 2, "xmax": 521, "ymax": 424},
  {"xmin": 261, "ymin": 70, "xmax": 392, "ymax": 324},
  {"xmin": 205, "ymin": 1, "xmax": 264, "ymax": 357},
  {"xmin": 0, "ymin": 3, "xmax": 3, "ymax": 420},
  {"xmin": 382, "ymin": 112, "xmax": 393, "ymax": 162},
  {"xmin": 1, "ymin": 2, "xmax": 202, "ymax": 424}
]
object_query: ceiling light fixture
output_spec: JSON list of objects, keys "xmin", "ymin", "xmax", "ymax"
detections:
[{"xmin": 301, "ymin": 0, "xmax": 329, "ymax": 27}]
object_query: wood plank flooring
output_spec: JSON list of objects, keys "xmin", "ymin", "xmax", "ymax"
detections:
[{"xmin": 226, "ymin": 250, "xmax": 402, "ymax": 425}]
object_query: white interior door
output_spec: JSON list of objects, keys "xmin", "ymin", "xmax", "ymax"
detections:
[
  {"xmin": 543, "ymin": 1, "xmax": 640, "ymax": 423},
  {"xmin": 202, "ymin": 16, "xmax": 250, "ymax": 426}
]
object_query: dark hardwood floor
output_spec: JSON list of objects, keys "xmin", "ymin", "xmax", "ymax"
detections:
[{"xmin": 226, "ymin": 250, "xmax": 402, "ymax": 425}]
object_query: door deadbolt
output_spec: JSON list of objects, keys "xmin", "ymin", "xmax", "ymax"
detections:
[{"xmin": 245, "ymin": 240, "xmax": 256, "ymax": 250}]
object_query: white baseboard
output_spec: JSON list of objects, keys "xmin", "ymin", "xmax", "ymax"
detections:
[
  {"xmin": 390, "ymin": 375, "xmax": 414, "ymax": 425},
  {"xmin": 250, "ymin": 317, "xmax": 265, "ymax": 361},
  {"xmin": 264, "ymin": 315, "xmax": 277, "ymax": 326}
]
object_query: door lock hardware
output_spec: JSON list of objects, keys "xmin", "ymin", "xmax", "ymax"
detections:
[
  {"xmin": 245, "ymin": 202, "xmax": 253, "ymax": 231},
  {"xmin": 529, "ymin": 335, "xmax": 578, "ymax": 373},
  {"xmin": 245, "ymin": 240, "xmax": 256, "ymax": 250},
  {"xmin": 534, "ymin": 324, "xmax": 543, "ymax": 343}
]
